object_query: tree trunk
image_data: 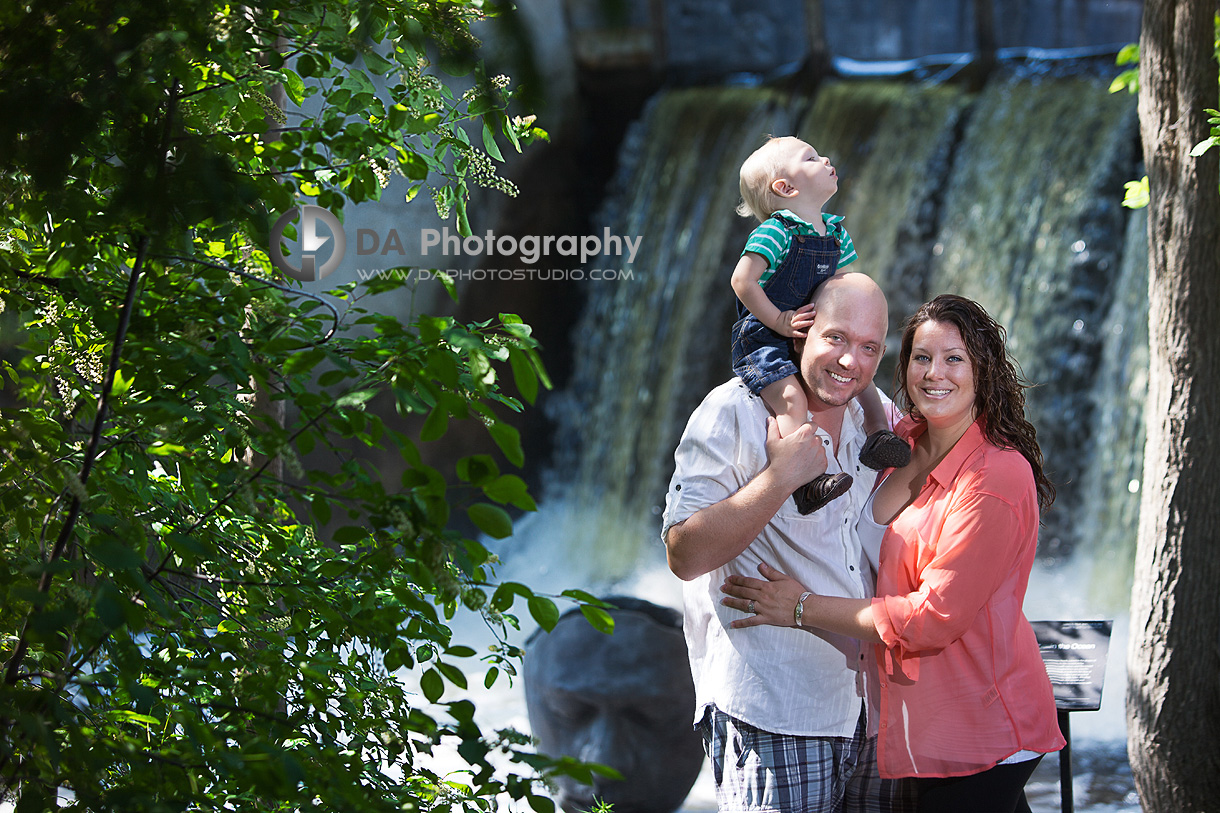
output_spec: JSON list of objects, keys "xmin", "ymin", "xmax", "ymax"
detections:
[{"xmin": 1128, "ymin": 1, "xmax": 1220, "ymax": 811}]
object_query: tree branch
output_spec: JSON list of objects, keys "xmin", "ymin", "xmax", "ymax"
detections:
[
  {"xmin": 3, "ymin": 235, "xmax": 151, "ymax": 687},
  {"xmin": 1, "ymin": 79, "xmax": 182, "ymax": 686},
  {"xmin": 156, "ymin": 253, "xmax": 339, "ymax": 344}
]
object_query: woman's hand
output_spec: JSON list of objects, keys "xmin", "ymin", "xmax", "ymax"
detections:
[{"xmin": 720, "ymin": 562, "xmax": 808, "ymax": 629}]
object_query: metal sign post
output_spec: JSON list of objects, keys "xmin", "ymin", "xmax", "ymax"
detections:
[{"xmin": 1030, "ymin": 620, "xmax": 1114, "ymax": 813}]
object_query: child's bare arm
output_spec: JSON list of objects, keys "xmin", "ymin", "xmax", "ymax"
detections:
[{"xmin": 731, "ymin": 253, "xmax": 814, "ymax": 337}]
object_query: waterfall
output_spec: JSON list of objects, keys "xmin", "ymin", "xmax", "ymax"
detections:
[
  {"xmin": 513, "ymin": 87, "xmax": 802, "ymax": 591},
  {"xmin": 513, "ymin": 72, "xmax": 1143, "ymax": 591}
]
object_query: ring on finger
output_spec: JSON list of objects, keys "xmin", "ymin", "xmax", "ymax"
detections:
[{"xmin": 747, "ymin": 600, "xmax": 756, "ymax": 614}]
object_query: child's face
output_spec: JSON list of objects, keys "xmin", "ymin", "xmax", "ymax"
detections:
[{"xmin": 772, "ymin": 138, "xmax": 838, "ymax": 205}]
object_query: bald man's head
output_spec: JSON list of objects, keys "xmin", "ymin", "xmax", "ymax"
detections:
[
  {"xmin": 810, "ymin": 273, "xmax": 888, "ymax": 326},
  {"xmin": 797, "ymin": 273, "xmax": 889, "ymax": 410}
]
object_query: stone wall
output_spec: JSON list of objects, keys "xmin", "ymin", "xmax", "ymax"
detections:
[
  {"xmin": 561, "ymin": 0, "xmax": 1144, "ymax": 82},
  {"xmin": 824, "ymin": 0, "xmax": 1143, "ymax": 60}
]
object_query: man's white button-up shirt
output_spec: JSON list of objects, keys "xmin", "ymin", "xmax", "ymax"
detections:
[{"xmin": 663, "ymin": 379, "xmax": 885, "ymax": 738}]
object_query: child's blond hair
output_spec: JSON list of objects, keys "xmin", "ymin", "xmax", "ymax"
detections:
[{"xmin": 736, "ymin": 136, "xmax": 798, "ymax": 222}]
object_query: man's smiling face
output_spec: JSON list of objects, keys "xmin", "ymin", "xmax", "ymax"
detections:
[{"xmin": 797, "ymin": 278, "xmax": 888, "ymax": 411}]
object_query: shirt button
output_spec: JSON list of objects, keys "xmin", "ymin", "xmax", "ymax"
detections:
[
  {"xmin": 823, "ymin": 439, "xmax": 830, "ymax": 446},
  {"xmin": 880, "ymin": 722, "xmax": 887, "ymax": 729},
  {"xmin": 849, "ymin": 565, "xmax": 855, "ymax": 571}
]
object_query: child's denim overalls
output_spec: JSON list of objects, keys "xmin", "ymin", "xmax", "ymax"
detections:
[{"xmin": 731, "ymin": 214, "xmax": 841, "ymax": 394}]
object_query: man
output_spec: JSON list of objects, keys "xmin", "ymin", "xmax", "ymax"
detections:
[{"xmin": 663, "ymin": 273, "xmax": 915, "ymax": 812}]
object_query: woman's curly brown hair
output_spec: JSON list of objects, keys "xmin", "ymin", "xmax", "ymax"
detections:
[{"xmin": 895, "ymin": 294, "xmax": 1056, "ymax": 511}]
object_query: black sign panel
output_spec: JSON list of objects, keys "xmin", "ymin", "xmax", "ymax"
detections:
[{"xmin": 1030, "ymin": 620, "xmax": 1113, "ymax": 712}]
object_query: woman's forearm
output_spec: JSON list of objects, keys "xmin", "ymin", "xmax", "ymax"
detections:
[
  {"xmin": 721, "ymin": 562, "xmax": 884, "ymax": 644},
  {"xmin": 799, "ymin": 594, "xmax": 883, "ymax": 644}
]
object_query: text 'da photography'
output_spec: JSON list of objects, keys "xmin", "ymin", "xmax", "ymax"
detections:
[{"xmin": 270, "ymin": 204, "xmax": 641, "ymax": 285}]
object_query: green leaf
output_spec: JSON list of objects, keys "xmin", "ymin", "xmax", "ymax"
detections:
[
  {"xmin": 332, "ymin": 526, "xmax": 366, "ymax": 545},
  {"xmin": 311, "ymin": 494, "xmax": 332, "ymax": 525},
  {"xmin": 420, "ymin": 668, "xmax": 444, "ymax": 703},
  {"xmin": 388, "ymin": 103, "xmax": 409, "ymax": 131},
  {"xmin": 397, "ymin": 150, "xmax": 429, "ymax": 180},
  {"xmin": 1122, "ymin": 176, "xmax": 1150, "ymax": 209},
  {"xmin": 490, "ymin": 581, "xmax": 532, "ymax": 612},
  {"xmin": 456, "ymin": 454, "xmax": 499, "ymax": 485},
  {"xmin": 111, "ymin": 368, "xmax": 133, "ymax": 397},
  {"xmin": 1190, "ymin": 137, "xmax": 1218, "ymax": 157},
  {"xmin": 282, "ymin": 69, "xmax": 306, "ymax": 105},
  {"xmin": 437, "ymin": 269, "xmax": 458, "ymax": 302},
  {"xmin": 488, "ymin": 421, "xmax": 524, "ymax": 466},
  {"xmin": 559, "ymin": 589, "xmax": 610, "ymax": 606},
  {"xmin": 527, "ymin": 794, "xmax": 557, "ymax": 813},
  {"xmin": 336, "ymin": 388, "xmax": 378, "ymax": 408},
  {"xmin": 467, "ymin": 502, "xmax": 513, "ymax": 539},
  {"xmin": 580, "ymin": 605, "xmax": 616, "ymax": 635},
  {"xmin": 435, "ymin": 661, "xmax": 467, "ymax": 689},
  {"xmin": 528, "ymin": 596, "xmax": 560, "ymax": 632},
  {"xmin": 483, "ymin": 474, "xmax": 535, "ymax": 511},
  {"xmin": 420, "ymin": 406, "xmax": 449, "ymax": 442},
  {"xmin": 284, "ymin": 347, "xmax": 327, "ymax": 375},
  {"xmin": 317, "ymin": 368, "xmax": 349, "ymax": 387},
  {"xmin": 481, "ymin": 121, "xmax": 504, "ymax": 162},
  {"xmin": 406, "ymin": 113, "xmax": 442, "ymax": 134},
  {"xmin": 507, "ymin": 348, "xmax": 538, "ymax": 404},
  {"xmin": 363, "ymin": 50, "xmax": 394, "ymax": 75},
  {"xmin": 90, "ymin": 537, "xmax": 144, "ymax": 573}
]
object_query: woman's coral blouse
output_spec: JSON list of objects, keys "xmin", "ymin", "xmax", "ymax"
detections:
[{"xmin": 870, "ymin": 417, "xmax": 1065, "ymax": 778}]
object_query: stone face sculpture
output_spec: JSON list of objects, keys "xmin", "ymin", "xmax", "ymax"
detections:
[{"xmin": 523, "ymin": 597, "xmax": 704, "ymax": 813}]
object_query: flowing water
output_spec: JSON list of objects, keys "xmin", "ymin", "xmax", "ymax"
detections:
[{"xmin": 485, "ymin": 69, "xmax": 1146, "ymax": 810}]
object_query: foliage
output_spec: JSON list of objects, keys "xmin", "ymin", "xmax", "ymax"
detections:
[
  {"xmin": 0, "ymin": 1, "xmax": 605, "ymax": 811},
  {"xmin": 1110, "ymin": 13, "xmax": 1220, "ymax": 209}
]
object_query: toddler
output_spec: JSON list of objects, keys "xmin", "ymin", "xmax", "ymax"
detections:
[{"xmin": 731, "ymin": 136, "xmax": 910, "ymax": 514}]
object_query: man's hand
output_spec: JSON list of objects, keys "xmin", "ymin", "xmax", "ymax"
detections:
[
  {"xmin": 763, "ymin": 415, "xmax": 828, "ymax": 491},
  {"xmin": 667, "ymin": 417, "xmax": 829, "ymax": 582}
]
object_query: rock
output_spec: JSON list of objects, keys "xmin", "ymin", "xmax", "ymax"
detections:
[{"xmin": 524, "ymin": 597, "xmax": 703, "ymax": 813}]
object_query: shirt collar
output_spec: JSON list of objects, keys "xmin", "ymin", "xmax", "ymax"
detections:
[
  {"xmin": 773, "ymin": 209, "xmax": 844, "ymax": 234},
  {"xmin": 808, "ymin": 398, "xmax": 868, "ymax": 447},
  {"xmin": 895, "ymin": 415, "xmax": 988, "ymax": 489}
]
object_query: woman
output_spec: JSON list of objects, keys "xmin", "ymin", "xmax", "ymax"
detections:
[{"xmin": 721, "ymin": 294, "xmax": 1064, "ymax": 812}]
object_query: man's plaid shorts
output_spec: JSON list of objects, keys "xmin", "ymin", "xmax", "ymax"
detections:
[{"xmin": 697, "ymin": 705, "xmax": 917, "ymax": 813}]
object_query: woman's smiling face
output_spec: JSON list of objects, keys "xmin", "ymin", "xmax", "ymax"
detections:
[{"xmin": 905, "ymin": 320, "xmax": 977, "ymax": 431}]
